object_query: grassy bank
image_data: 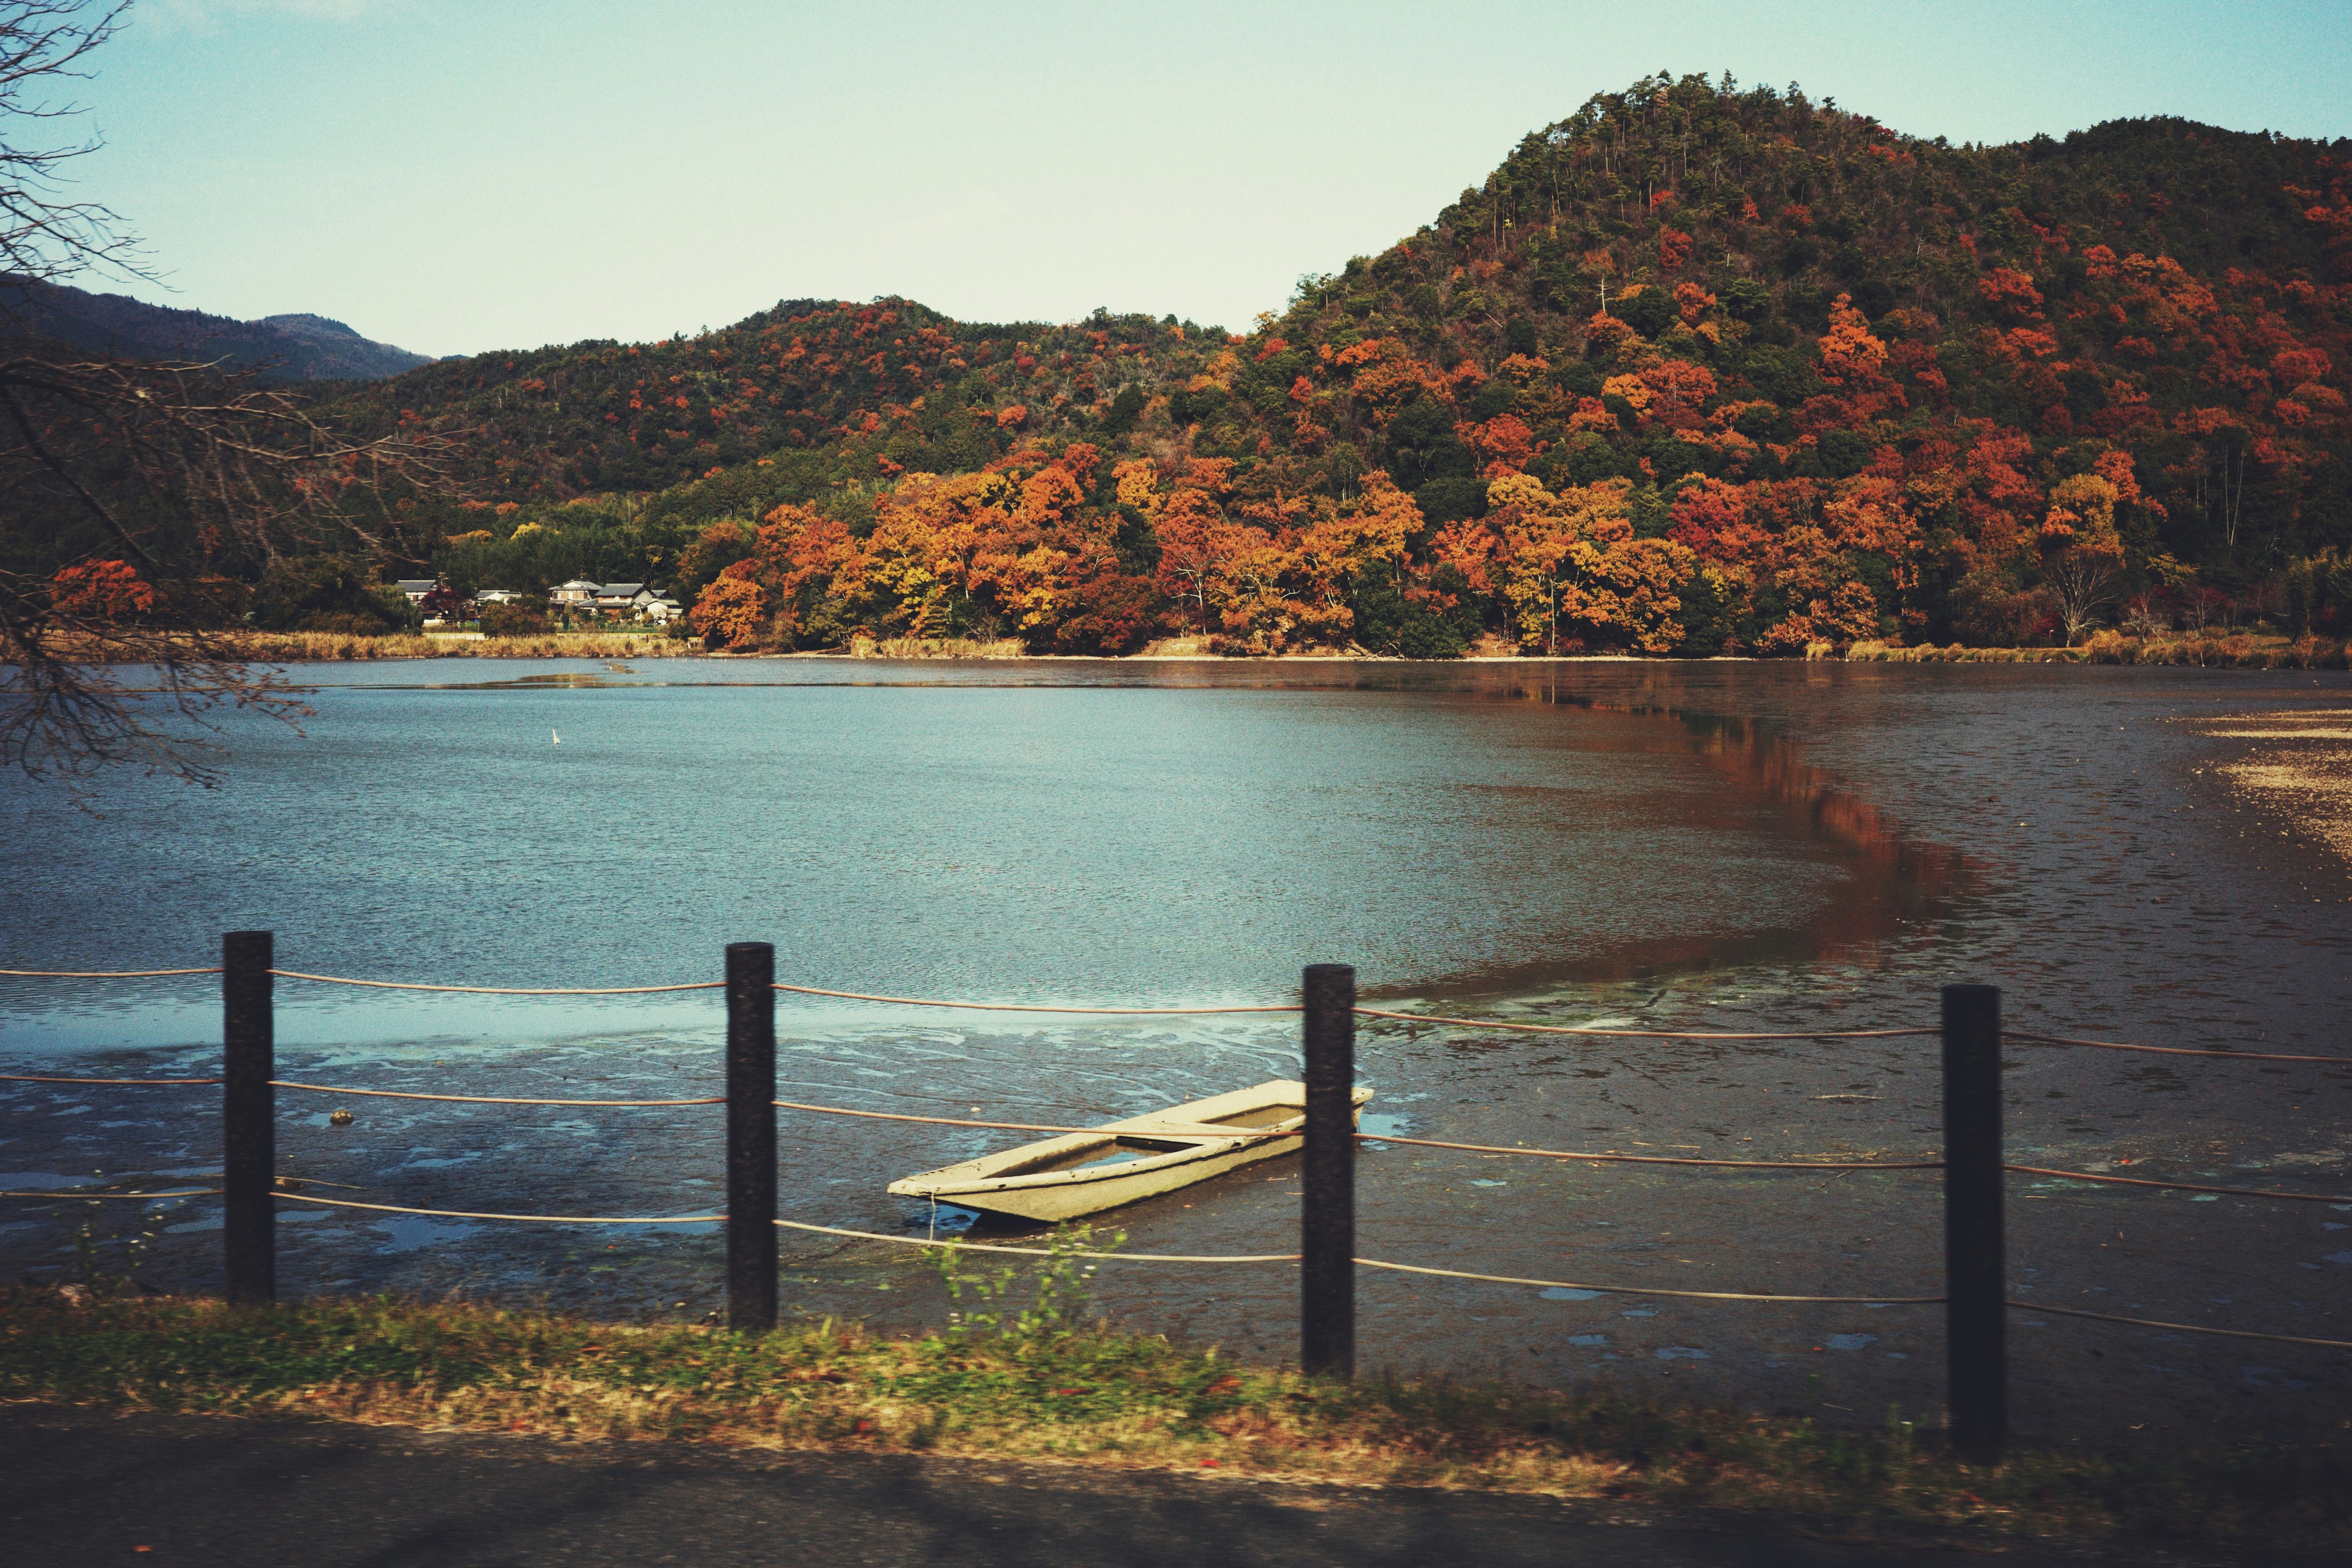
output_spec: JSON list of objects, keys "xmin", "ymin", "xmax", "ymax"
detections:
[
  {"xmin": 210, "ymin": 630, "xmax": 701, "ymax": 661},
  {"xmin": 69, "ymin": 629, "xmax": 2352, "ymax": 666},
  {"xmin": 2, "ymin": 1288, "xmax": 2342, "ymax": 1551},
  {"xmin": 1841, "ymin": 632, "xmax": 2350, "ymax": 669}
]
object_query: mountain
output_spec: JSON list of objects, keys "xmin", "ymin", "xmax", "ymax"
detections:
[
  {"xmin": 45, "ymin": 73, "xmax": 2352, "ymax": 654},
  {"xmin": 0, "ymin": 279, "xmax": 433, "ymax": 382}
]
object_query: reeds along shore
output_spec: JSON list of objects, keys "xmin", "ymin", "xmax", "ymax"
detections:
[
  {"xmin": 1834, "ymin": 632, "xmax": 2351, "ymax": 669},
  {"xmin": 58, "ymin": 629, "xmax": 2352, "ymax": 666}
]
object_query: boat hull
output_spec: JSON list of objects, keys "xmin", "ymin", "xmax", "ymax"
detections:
[{"xmin": 886, "ymin": 1080, "xmax": 1371, "ymax": 1223}]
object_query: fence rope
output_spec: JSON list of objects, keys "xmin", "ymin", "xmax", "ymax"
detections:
[
  {"xmin": 270, "ymin": 970, "xmax": 725, "ymax": 997},
  {"xmin": 1363, "ymin": 1132, "xmax": 1941, "ymax": 1171},
  {"xmin": 252, "ymin": 1194, "xmax": 1940, "ymax": 1296},
  {"xmin": 12, "ymin": 959, "xmax": 2344, "ymax": 1067},
  {"xmin": 0, "ymin": 967, "xmax": 222, "ymax": 979},
  {"xmin": 1354, "ymin": 1257, "xmax": 1945, "ymax": 1303},
  {"xmin": 0, "ymin": 1072, "xmax": 224, "ymax": 1085},
  {"xmin": 775, "ymin": 1218, "xmax": 1302, "ymax": 1261},
  {"xmin": 9, "ymin": 957, "xmax": 2348, "ymax": 1062},
  {"xmin": 2011, "ymin": 1300, "xmax": 2352, "ymax": 1351},
  {"xmin": 277, "ymin": 1192, "xmax": 724, "ymax": 1225},
  {"xmin": 1353, "ymin": 1008, "xmax": 1936, "ymax": 1041},
  {"xmin": 18, "ymin": 1074, "xmax": 2342, "ymax": 1204},
  {"xmin": 774, "ymin": 983, "xmax": 1300, "ymax": 1016},
  {"xmin": 273, "ymin": 1080, "xmax": 722, "ymax": 1108},
  {"xmin": 2005, "ymin": 1030, "xmax": 2352, "ymax": 1067},
  {"xmin": 774, "ymin": 1098, "xmax": 1295, "ymax": 1139},
  {"xmin": 2005, "ymin": 1164, "xmax": 2350, "ymax": 1204},
  {"xmin": 0, "ymin": 1188, "xmax": 221, "ymax": 1200}
]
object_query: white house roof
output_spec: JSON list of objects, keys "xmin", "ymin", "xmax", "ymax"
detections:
[{"xmin": 553, "ymin": 579, "xmax": 601, "ymax": 590}]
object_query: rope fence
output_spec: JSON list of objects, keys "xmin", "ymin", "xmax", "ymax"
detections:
[
  {"xmin": 7, "ymin": 937, "xmax": 2348, "ymax": 1460},
  {"xmin": 272, "ymin": 1080, "xmax": 723, "ymax": 1108},
  {"xmin": 217, "ymin": 1080, "xmax": 2352, "ymax": 1202},
  {"xmin": 0, "ymin": 967, "xmax": 222, "ymax": 979},
  {"xmin": 2010, "ymin": 1302, "xmax": 2352, "ymax": 1351},
  {"xmin": 270, "ymin": 970, "xmax": 725, "ymax": 997},
  {"xmin": 1352, "ymin": 1007, "xmax": 1940, "ymax": 1041},
  {"xmin": 2002, "ymin": 1029, "xmax": 2352, "ymax": 1067},
  {"xmin": 0, "ymin": 1188, "xmax": 222, "ymax": 1201},
  {"xmin": 10, "ymin": 957, "xmax": 2345, "ymax": 1061},
  {"xmin": 0, "ymin": 1072, "xmax": 225, "ymax": 1085},
  {"xmin": 2006, "ymin": 1164, "xmax": 2352, "ymax": 1204},
  {"xmin": 1365, "ymin": 1131, "xmax": 1942, "ymax": 1172}
]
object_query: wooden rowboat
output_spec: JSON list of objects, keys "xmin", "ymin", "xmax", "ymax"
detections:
[{"xmin": 888, "ymin": 1079, "xmax": 1373, "ymax": 1223}]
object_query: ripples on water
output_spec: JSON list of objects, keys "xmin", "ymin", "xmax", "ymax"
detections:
[{"xmin": 2, "ymin": 658, "xmax": 2346, "ymax": 1442}]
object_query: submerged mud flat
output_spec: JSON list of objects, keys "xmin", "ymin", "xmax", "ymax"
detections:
[{"xmin": 2, "ymin": 660, "xmax": 2347, "ymax": 1447}]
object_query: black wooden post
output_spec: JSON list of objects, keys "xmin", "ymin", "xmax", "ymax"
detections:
[
  {"xmin": 222, "ymin": 930, "xmax": 275, "ymax": 1306},
  {"xmin": 1300, "ymin": 963, "xmax": 1356, "ymax": 1378},
  {"xmin": 725, "ymin": 941, "xmax": 778, "ymax": 1331},
  {"xmin": 1942, "ymin": 982, "xmax": 2005, "ymax": 1461}
]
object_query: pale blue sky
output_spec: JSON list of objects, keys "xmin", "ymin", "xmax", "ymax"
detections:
[{"xmin": 62, "ymin": 1, "xmax": 2352, "ymax": 358}]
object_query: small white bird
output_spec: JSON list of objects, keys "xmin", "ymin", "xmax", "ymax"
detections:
[{"xmin": 551, "ymin": 729, "xmax": 562, "ymax": 745}]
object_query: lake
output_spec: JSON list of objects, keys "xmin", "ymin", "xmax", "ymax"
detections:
[{"xmin": 3, "ymin": 658, "xmax": 2347, "ymax": 1444}]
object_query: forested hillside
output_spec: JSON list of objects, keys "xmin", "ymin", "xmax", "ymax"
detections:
[
  {"xmin": 164, "ymin": 75, "xmax": 2352, "ymax": 650},
  {"xmin": 1, "ymin": 279, "xmax": 431, "ymax": 382}
]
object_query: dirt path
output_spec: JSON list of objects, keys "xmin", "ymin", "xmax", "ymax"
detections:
[{"xmin": 0, "ymin": 1403, "xmax": 2318, "ymax": 1567}]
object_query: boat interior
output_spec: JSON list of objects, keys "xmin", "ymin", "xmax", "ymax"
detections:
[{"xmin": 992, "ymin": 1101, "xmax": 1311, "ymax": 1178}]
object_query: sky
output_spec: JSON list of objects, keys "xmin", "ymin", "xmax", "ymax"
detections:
[{"xmin": 50, "ymin": 0, "xmax": 2352, "ymax": 360}]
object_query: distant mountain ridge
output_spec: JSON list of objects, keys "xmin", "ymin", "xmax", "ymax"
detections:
[{"xmin": 0, "ymin": 278, "xmax": 432, "ymax": 382}]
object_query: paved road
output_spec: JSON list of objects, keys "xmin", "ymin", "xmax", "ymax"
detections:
[{"xmin": 0, "ymin": 1404, "xmax": 2310, "ymax": 1567}]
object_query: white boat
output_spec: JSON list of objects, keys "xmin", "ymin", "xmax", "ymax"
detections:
[{"xmin": 887, "ymin": 1079, "xmax": 1373, "ymax": 1223}]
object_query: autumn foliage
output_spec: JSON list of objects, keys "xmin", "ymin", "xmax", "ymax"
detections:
[{"xmin": 300, "ymin": 72, "xmax": 2352, "ymax": 655}]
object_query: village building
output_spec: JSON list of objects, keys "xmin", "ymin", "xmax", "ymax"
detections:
[{"xmin": 590, "ymin": 582, "xmax": 655, "ymax": 617}]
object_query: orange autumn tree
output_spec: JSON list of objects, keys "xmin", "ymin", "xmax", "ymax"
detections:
[
  {"xmin": 2040, "ymin": 470, "xmax": 2127, "ymax": 643},
  {"xmin": 688, "ymin": 567, "xmax": 767, "ymax": 649},
  {"xmin": 50, "ymin": 560, "xmax": 160, "ymax": 622},
  {"xmin": 1491, "ymin": 475, "xmax": 1695, "ymax": 654}
]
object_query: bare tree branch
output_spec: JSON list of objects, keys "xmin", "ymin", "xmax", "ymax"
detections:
[
  {"xmin": 1, "ymin": 348, "xmax": 459, "ymax": 782},
  {"xmin": 0, "ymin": 2, "xmax": 143, "ymax": 301},
  {"xmin": 0, "ymin": 4, "xmax": 475, "ymax": 786}
]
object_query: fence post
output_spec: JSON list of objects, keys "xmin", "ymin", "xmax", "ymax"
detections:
[
  {"xmin": 725, "ymin": 941, "xmax": 778, "ymax": 1331},
  {"xmin": 1300, "ymin": 963, "xmax": 1356, "ymax": 1378},
  {"xmin": 222, "ymin": 930, "xmax": 275, "ymax": 1306},
  {"xmin": 1942, "ymin": 982, "xmax": 2005, "ymax": 1461}
]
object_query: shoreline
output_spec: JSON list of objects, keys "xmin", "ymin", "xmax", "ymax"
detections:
[{"xmin": 121, "ymin": 631, "xmax": 2352, "ymax": 669}]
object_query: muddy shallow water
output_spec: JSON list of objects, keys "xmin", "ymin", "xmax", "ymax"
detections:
[{"xmin": 3, "ymin": 659, "xmax": 2347, "ymax": 1448}]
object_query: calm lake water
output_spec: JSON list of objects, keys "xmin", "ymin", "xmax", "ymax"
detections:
[{"xmin": 3, "ymin": 658, "xmax": 2347, "ymax": 1443}]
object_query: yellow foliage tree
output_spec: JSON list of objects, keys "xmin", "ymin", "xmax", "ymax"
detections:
[{"xmin": 1493, "ymin": 478, "xmax": 1694, "ymax": 654}]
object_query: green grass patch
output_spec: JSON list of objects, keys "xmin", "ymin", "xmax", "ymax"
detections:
[{"xmin": 2, "ymin": 1286, "xmax": 2345, "ymax": 1550}]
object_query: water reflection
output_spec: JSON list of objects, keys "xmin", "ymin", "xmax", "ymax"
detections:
[{"xmin": 1403, "ymin": 677, "xmax": 1964, "ymax": 1000}]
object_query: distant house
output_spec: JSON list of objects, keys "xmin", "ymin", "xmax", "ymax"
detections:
[
  {"xmin": 591, "ymin": 582, "xmax": 654, "ymax": 617},
  {"xmin": 394, "ymin": 579, "xmax": 440, "ymax": 603},
  {"xmin": 475, "ymin": 588, "xmax": 522, "ymax": 605},
  {"xmin": 642, "ymin": 596, "xmax": 682, "ymax": 625},
  {"xmin": 549, "ymin": 579, "xmax": 601, "ymax": 606}
]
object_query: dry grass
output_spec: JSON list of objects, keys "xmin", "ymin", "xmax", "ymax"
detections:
[
  {"xmin": 206, "ymin": 631, "xmax": 699, "ymax": 662},
  {"xmin": 53, "ymin": 628, "xmax": 2352, "ymax": 668},
  {"xmin": 846, "ymin": 636, "xmax": 1028, "ymax": 660},
  {"xmin": 1, "ymin": 1290, "xmax": 2343, "ymax": 1550},
  {"xmin": 1842, "ymin": 634, "xmax": 2349, "ymax": 669}
]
